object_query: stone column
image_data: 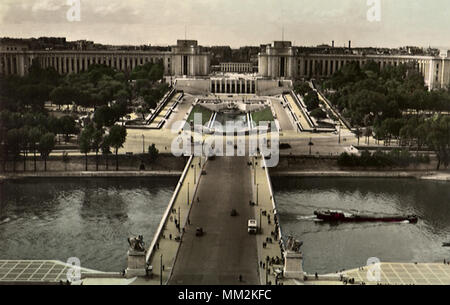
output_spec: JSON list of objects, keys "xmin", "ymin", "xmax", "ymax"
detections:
[
  {"xmin": 0, "ymin": 56, "xmax": 4, "ymax": 75},
  {"xmin": 75, "ymin": 57, "xmax": 79, "ymax": 73},
  {"xmin": 84, "ymin": 56, "xmax": 88, "ymax": 71},
  {"xmin": 9, "ymin": 56, "xmax": 14, "ymax": 75},
  {"xmin": 69, "ymin": 56, "xmax": 74, "ymax": 74},
  {"xmin": 61, "ymin": 56, "xmax": 65, "ymax": 74},
  {"xmin": 311, "ymin": 59, "xmax": 316, "ymax": 76}
]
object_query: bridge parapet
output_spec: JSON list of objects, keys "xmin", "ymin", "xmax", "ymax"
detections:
[
  {"xmin": 251, "ymin": 155, "xmax": 285, "ymax": 285},
  {"xmin": 145, "ymin": 155, "xmax": 206, "ymax": 284}
]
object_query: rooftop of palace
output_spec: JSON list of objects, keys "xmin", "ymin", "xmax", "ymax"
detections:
[
  {"xmin": 210, "ymin": 73, "xmax": 259, "ymax": 80},
  {"xmin": 0, "ymin": 37, "xmax": 443, "ymax": 57}
]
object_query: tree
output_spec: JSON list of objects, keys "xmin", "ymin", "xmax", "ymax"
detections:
[
  {"xmin": 310, "ymin": 108, "xmax": 327, "ymax": 120},
  {"xmin": 108, "ymin": 125, "xmax": 127, "ymax": 171},
  {"xmin": 355, "ymin": 126, "xmax": 362, "ymax": 146},
  {"xmin": 28, "ymin": 127, "xmax": 42, "ymax": 171},
  {"xmin": 6, "ymin": 129, "xmax": 22, "ymax": 172},
  {"xmin": 304, "ymin": 92, "xmax": 320, "ymax": 111},
  {"xmin": 144, "ymin": 94, "xmax": 158, "ymax": 110},
  {"xmin": 114, "ymin": 89, "xmax": 129, "ymax": 104},
  {"xmin": 38, "ymin": 133, "xmax": 55, "ymax": 172},
  {"xmin": 59, "ymin": 116, "xmax": 79, "ymax": 143},
  {"xmin": 148, "ymin": 62, "xmax": 164, "ymax": 82},
  {"xmin": 93, "ymin": 105, "xmax": 116, "ymax": 128},
  {"xmin": 148, "ymin": 143, "xmax": 159, "ymax": 164},
  {"xmin": 294, "ymin": 81, "xmax": 312, "ymax": 96},
  {"xmin": 91, "ymin": 128, "xmax": 104, "ymax": 171},
  {"xmin": 101, "ymin": 135, "xmax": 111, "ymax": 171},
  {"xmin": 19, "ymin": 84, "xmax": 51, "ymax": 111},
  {"xmin": 426, "ymin": 116, "xmax": 450, "ymax": 170},
  {"xmin": 19, "ymin": 126, "xmax": 30, "ymax": 171},
  {"xmin": 111, "ymin": 100, "xmax": 130, "ymax": 123},
  {"xmin": 136, "ymin": 106, "xmax": 147, "ymax": 121},
  {"xmin": 50, "ymin": 86, "xmax": 76, "ymax": 109},
  {"xmin": 79, "ymin": 125, "xmax": 93, "ymax": 171},
  {"xmin": 364, "ymin": 127, "xmax": 373, "ymax": 145}
]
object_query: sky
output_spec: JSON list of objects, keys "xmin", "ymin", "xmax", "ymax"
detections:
[{"xmin": 0, "ymin": 0, "xmax": 449, "ymax": 49}]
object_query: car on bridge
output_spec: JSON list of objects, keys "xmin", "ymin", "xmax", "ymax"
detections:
[
  {"xmin": 196, "ymin": 227, "xmax": 204, "ymax": 237},
  {"xmin": 248, "ymin": 219, "xmax": 257, "ymax": 234}
]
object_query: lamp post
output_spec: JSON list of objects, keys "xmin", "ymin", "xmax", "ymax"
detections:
[
  {"xmin": 160, "ymin": 254, "xmax": 163, "ymax": 285},
  {"xmin": 178, "ymin": 206, "xmax": 181, "ymax": 233},
  {"xmin": 187, "ymin": 182, "xmax": 190, "ymax": 205},
  {"xmin": 256, "ymin": 183, "xmax": 259, "ymax": 206},
  {"xmin": 254, "ymin": 158, "xmax": 257, "ymax": 185},
  {"xmin": 142, "ymin": 134, "xmax": 145, "ymax": 154},
  {"xmin": 338, "ymin": 122, "xmax": 342, "ymax": 144},
  {"xmin": 308, "ymin": 138, "xmax": 314, "ymax": 156},
  {"xmin": 193, "ymin": 164, "xmax": 196, "ymax": 184},
  {"xmin": 259, "ymin": 208, "xmax": 262, "ymax": 234}
]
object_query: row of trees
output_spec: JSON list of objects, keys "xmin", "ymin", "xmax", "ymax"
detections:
[
  {"xmin": 1, "ymin": 128, "xmax": 55, "ymax": 172},
  {"xmin": 0, "ymin": 110, "xmax": 80, "ymax": 171},
  {"xmin": 1, "ymin": 59, "xmax": 168, "ymax": 172},
  {"xmin": 79, "ymin": 124, "xmax": 127, "ymax": 171},
  {"xmin": 0, "ymin": 62, "xmax": 61, "ymax": 113},
  {"xmin": 337, "ymin": 149, "xmax": 430, "ymax": 168},
  {"xmin": 324, "ymin": 61, "xmax": 450, "ymax": 127},
  {"xmin": 294, "ymin": 81, "xmax": 328, "ymax": 120},
  {"xmin": 320, "ymin": 61, "xmax": 450, "ymax": 170},
  {"xmin": 49, "ymin": 64, "xmax": 130, "ymax": 110}
]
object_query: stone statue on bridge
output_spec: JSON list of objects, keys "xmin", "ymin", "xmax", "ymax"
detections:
[
  {"xmin": 286, "ymin": 236, "xmax": 303, "ymax": 253},
  {"xmin": 126, "ymin": 235, "xmax": 147, "ymax": 278},
  {"xmin": 128, "ymin": 235, "xmax": 146, "ymax": 253}
]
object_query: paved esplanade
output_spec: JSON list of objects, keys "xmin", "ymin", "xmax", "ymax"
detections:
[{"xmin": 169, "ymin": 157, "xmax": 259, "ymax": 285}]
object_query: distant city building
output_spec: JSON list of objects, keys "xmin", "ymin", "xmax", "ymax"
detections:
[
  {"xmin": 258, "ymin": 41, "xmax": 450, "ymax": 90},
  {"xmin": 1, "ymin": 37, "xmax": 450, "ymax": 89},
  {"xmin": 0, "ymin": 39, "xmax": 210, "ymax": 77}
]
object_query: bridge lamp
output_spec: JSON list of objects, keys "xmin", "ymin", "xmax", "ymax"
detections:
[{"xmin": 160, "ymin": 253, "xmax": 163, "ymax": 285}]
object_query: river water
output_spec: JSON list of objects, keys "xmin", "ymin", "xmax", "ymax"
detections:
[
  {"xmin": 272, "ymin": 177, "xmax": 450, "ymax": 274},
  {"xmin": 0, "ymin": 177, "xmax": 176, "ymax": 272},
  {"xmin": 1, "ymin": 176, "xmax": 449, "ymax": 276}
]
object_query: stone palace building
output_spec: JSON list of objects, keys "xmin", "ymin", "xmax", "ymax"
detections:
[{"xmin": 1, "ymin": 38, "xmax": 450, "ymax": 90}]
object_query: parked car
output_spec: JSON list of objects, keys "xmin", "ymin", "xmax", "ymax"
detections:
[{"xmin": 196, "ymin": 227, "xmax": 204, "ymax": 237}]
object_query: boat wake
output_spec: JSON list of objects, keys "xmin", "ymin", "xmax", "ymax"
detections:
[
  {"xmin": 297, "ymin": 215, "xmax": 318, "ymax": 221},
  {"xmin": 0, "ymin": 217, "xmax": 11, "ymax": 225}
]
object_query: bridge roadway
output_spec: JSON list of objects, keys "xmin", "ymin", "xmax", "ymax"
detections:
[{"xmin": 169, "ymin": 156, "xmax": 259, "ymax": 285}]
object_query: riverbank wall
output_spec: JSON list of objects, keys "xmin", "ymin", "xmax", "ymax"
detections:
[
  {"xmin": 0, "ymin": 153, "xmax": 187, "ymax": 173},
  {"xmin": 1, "ymin": 155, "xmax": 448, "ymax": 183}
]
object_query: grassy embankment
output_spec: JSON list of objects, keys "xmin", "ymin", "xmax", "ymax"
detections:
[
  {"xmin": 251, "ymin": 107, "xmax": 274, "ymax": 126},
  {"xmin": 187, "ymin": 105, "xmax": 213, "ymax": 125}
]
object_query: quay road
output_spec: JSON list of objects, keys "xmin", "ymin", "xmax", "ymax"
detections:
[{"xmin": 169, "ymin": 157, "xmax": 259, "ymax": 285}]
